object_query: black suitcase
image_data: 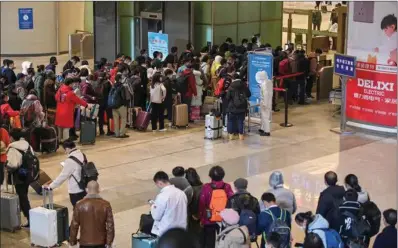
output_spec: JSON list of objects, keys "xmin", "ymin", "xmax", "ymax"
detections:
[
  {"xmin": 80, "ymin": 116, "xmax": 96, "ymax": 145},
  {"xmin": 43, "ymin": 195, "xmax": 69, "ymax": 244},
  {"xmin": 40, "ymin": 125, "xmax": 58, "ymax": 153}
]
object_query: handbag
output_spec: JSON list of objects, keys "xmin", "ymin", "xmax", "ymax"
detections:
[{"xmin": 139, "ymin": 213, "xmax": 154, "ymax": 235}]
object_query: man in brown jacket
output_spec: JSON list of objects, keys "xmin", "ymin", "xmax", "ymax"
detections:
[{"xmin": 69, "ymin": 181, "xmax": 115, "ymax": 248}]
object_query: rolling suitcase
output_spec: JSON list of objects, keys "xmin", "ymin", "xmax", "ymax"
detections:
[
  {"xmin": 30, "ymin": 188, "xmax": 69, "ymax": 247},
  {"xmin": 0, "ymin": 171, "xmax": 21, "ymax": 232},
  {"xmin": 135, "ymin": 105, "xmax": 151, "ymax": 131},
  {"xmin": 40, "ymin": 125, "xmax": 58, "ymax": 153},
  {"xmin": 30, "ymin": 169, "xmax": 52, "ymax": 195},
  {"xmin": 172, "ymin": 96, "xmax": 188, "ymax": 127},
  {"xmin": 132, "ymin": 233, "xmax": 158, "ymax": 248},
  {"xmin": 204, "ymin": 114, "xmax": 222, "ymax": 140},
  {"xmin": 80, "ymin": 108, "xmax": 96, "ymax": 145}
]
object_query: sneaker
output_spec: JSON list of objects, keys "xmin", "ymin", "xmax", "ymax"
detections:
[
  {"xmin": 260, "ymin": 132, "xmax": 271, "ymax": 136},
  {"xmin": 239, "ymin": 134, "xmax": 245, "ymax": 140},
  {"xmin": 273, "ymin": 108, "xmax": 280, "ymax": 112},
  {"xmin": 159, "ymin": 129, "xmax": 167, "ymax": 132},
  {"xmin": 117, "ymin": 134, "xmax": 129, "ymax": 139},
  {"xmin": 107, "ymin": 131, "xmax": 115, "ymax": 136},
  {"xmin": 258, "ymin": 129, "xmax": 265, "ymax": 134},
  {"xmin": 99, "ymin": 130, "xmax": 105, "ymax": 136},
  {"xmin": 223, "ymin": 126, "xmax": 227, "ymax": 132},
  {"xmin": 21, "ymin": 223, "xmax": 30, "ymax": 229}
]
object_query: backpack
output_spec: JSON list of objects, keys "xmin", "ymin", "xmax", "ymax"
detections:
[
  {"xmin": 264, "ymin": 209, "xmax": 291, "ymax": 248},
  {"xmin": 232, "ymin": 91, "xmax": 248, "ymax": 110},
  {"xmin": 313, "ymin": 228, "xmax": 344, "ymax": 248},
  {"xmin": 69, "ymin": 154, "xmax": 99, "ymax": 190},
  {"xmin": 107, "ymin": 84, "xmax": 124, "ymax": 109},
  {"xmin": 176, "ymin": 73, "xmax": 190, "ymax": 94},
  {"xmin": 15, "ymin": 147, "xmax": 40, "ymax": 184},
  {"xmin": 361, "ymin": 201, "xmax": 381, "ymax": 237},
  {"xmin": 340, "ymin": 210, "xmax": 371, "ymax": 243},
  {"xmin": 208, "ymin": 183, "xmax": 228, "ymax": 222},
  {"xmin": 279, "ymin": 59, "xmax": 291, "ymax": 75},
  {"xmin": 239, "ymin": 209, "xmax": 257, "ymax": 242}
]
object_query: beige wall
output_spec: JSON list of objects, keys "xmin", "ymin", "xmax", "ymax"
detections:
[
  {"xmin": 58, "ymin": 2, "xmax": 85, "ymax": 53},
  {"xmin": 0, "ymin": 2, "xmax": 87, "ymax": 56},
  {"xmin": 0, "ymin": 2, "xmax": 57, "ymax": 55}
]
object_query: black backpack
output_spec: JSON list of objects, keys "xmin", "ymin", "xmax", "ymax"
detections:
[
  {"xmin": 16, "ymin": 147, "xmax": 40, "ymax": 184},
  {"xmin": 361, "ymin": 201, "xmax": 381, "ymax": 237},
  {"xmin": 340, "ymin": 210, "xmax": 371, "ymax": 244},
  {"xmin": 232, "ymin": 91, "xmax": 247, "ymax": 110},
  {"xmin": 176, "ymin": 73, "xmax": 190, "ymax": 94},
  {"xmin": 107, "ymin": 84, "xmax": 124, "ymax": 109},
  {"xmin": 69, "ymin": 154, "xmax": 99, "ymax": 190}
]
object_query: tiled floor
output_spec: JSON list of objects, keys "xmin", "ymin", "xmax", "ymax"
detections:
[{"xmin": 1, "ymin": 102, "xmax": 396, "ymax": 247}]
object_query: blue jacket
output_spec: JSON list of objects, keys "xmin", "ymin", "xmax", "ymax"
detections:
[
  {"xmin": 2, "ymin": 68, "xmax": 16, "ymax": 85},
  {"xmin": 257, "ymin": 206, "xmax": 291, "ymax": 248},
  {"xmin": 373, "ymin": 226, "xmax": 397, "ymax": 248}
]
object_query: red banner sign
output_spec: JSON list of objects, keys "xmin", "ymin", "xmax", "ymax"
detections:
[{"xmin": 346, "ymin": 69, "xmax": 397, "ymax": 127}]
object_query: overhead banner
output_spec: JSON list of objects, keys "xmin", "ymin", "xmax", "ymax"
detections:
[
  {"xmin": 346, "ymin": 2, "xmax": 397, "ymax": 129},
  {"xmin": 248, "ymin": 52, "xmax": 273, "ymax": 104},
  {"xmin": 18, "ymin": 8, "xmax": 33, "ymax": 30},
  {"xmin": 148, "ymin": 32, "xmax": 168, "ymax": 60}
]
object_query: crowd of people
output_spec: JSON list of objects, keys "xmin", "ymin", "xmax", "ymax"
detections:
[
  {"xmin": 0, "ymin": 37, "xmax": 395, "ymax": 248},
  {"xmin": 144, "ymin": 168, "xmax": 396, "ymax": 248},
  {"xmin": 1, "ymin": 36, "xmax": 325, "ymax": 147}
]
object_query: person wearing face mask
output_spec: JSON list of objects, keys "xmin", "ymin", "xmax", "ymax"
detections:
[
  {"xmin": 63, "ymin": 56, "xmax": 80, "ymax": 72},
  {"xmin": 257, "ymin": 71, "xmax": 273, "ymax": 137},
  {"xmin": 55, "ymin": 78, "xmax": 88, "ymax": 142},
  {"xmin": 135, "ymin": 56, "xmax": 149, "ymax": 110},
  {"xmin": 163, "ymin": 69, "xmax": 177, "ymax": 123},
  {"xmin": 45, "ymin": 56, "xmax": 58, "ymax": 74},
  {"xmin": 44, "ymin": 140, "xmax": 87, "ymax": 207},
  {"xmin": 2, "ymin": 59, "xmax": 17, "ymax": 85},
  {"xmin": 295, "ymin": 211, "xmax": 343, "ymax": 248},
  {"xmin": 150, "ymin": 171, "xmax": 188, "ymax": 237},
  {"xmin": 257, "ymin": 193, "xmax": 291, "ymax": 248},
  {"xmin": 216, "ymin": 208, "xmax": 250, "ymax": 248}
]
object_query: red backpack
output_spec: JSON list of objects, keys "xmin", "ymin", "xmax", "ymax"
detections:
[{"xmin": 279, "ymin": 59, "xmax": 291, "ymax": 75}]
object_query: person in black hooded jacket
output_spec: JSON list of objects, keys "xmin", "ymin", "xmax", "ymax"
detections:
[
  {"xmin": 316, "ymin": 171, "xmax": 345, "ymax": 231},
  {"xmin": 226, "ymin": 75, "xmax": 251, "ymax": 140}
]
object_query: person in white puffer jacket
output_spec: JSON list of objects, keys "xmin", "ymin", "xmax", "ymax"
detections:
[{"xmin": 191, "ymin": 63, "xmax": 203, "ymax": 107}]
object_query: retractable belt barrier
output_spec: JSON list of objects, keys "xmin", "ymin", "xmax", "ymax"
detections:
[{"xmin": 273, "ymin": 72, "xmax": 303, "ymax": 127}]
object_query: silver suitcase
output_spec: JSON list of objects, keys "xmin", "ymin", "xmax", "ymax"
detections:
[
  {"xmin": 204, "ymin": 114, "xmax": 222, "ymax": 140},
  {"xmin": 0, "ymin": 170, "xmax": 21, "ymax": 232},
  {"xmin": 29, "ymin": 188, "xmax": 58, "ymax": 247}
]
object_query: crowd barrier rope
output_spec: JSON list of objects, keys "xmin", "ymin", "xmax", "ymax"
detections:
[{"xmin": 273, "ymin": 72, "xmax": 303, "ymax": 127}]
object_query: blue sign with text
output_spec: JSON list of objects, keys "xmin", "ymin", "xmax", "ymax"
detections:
[
  {"xmin": 18, "ymin": 8, "xmax": 33, "ymax": 30},
  {"xmin": 148, "ymin": 32, "xmax": 169, "ymax": 60},
  {"xmin": 334, "ymin": 54, "xmax": 356, "ymax": 78},
  {"xmin": 248, "ymin": 53, "xmax": 273, "ymax": 103}
]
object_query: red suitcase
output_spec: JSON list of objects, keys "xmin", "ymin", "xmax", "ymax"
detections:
[{"xmin": 135, "ymin": 111, "xmax": 151, "ymax": 131}]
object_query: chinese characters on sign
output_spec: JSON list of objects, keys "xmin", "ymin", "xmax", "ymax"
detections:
[
  {"xmin": 148, "ymin": 32, "xmax": 169, "ymax": 60},
  {"xmin": 334, "ymin": 54, "xmax": 356, "ymax": 78}
]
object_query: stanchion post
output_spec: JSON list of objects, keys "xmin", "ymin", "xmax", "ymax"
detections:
[
  {"xmin": 280, "ymin": 89, "xmax": 293, "ymax": 127},
  {"xmin": 340, "ymin": 76, "xmax": 348, "ymax": 132}
]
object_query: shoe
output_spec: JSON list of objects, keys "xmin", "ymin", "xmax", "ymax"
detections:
[
  {"xmin": 106, "ymin": 131, "xmax": 115, "ymax": 136},
  {"xmin": 168, "ymin": 123, "xmax": 172, "ymax": 127},
  {"xmin": 239, "ymin": 134, "xmax": 245, "ymax": 140},
  {"xmin": 228, "ymin": 134, "xmax": 236, "ymax": 140},
  {"xmin": 273, "ymin": 108, "xmax": 280, "ymax": 112},
  {"xmin": 307, "ymin": 94, "xmax": 315, "ymax": 99},
  {"xmin": 69, "ymin": 135, "xmax": 78, "ymax": 141},
  {"xmin": 117, "ymin": 134, "xmax": 129, "ymax": 139},
  {"xmin": 99, "ymin": 130, "xmax": 105, "ymax": 136},
  {"xmin": 159, "ymin": 129, "xmax": 167, "ymax": 132},
  {"xmin": 223, "ymin": 126, "xmax": 227, "ymax": 132},
  {"xmin": 189, "ymin": 120, "xmax": 195, "ymax": 123},
  {"xmin": 258, "ymin": 129, "xmax": 265, "ymax": 134}
]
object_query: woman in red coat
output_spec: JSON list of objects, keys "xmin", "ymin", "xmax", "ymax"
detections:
[{"xmin": 55, "ymin": 78, "xmax": 88, "ymax": 142}]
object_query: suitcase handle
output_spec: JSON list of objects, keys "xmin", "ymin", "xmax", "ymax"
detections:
[
  {"xmin": 42, "ymin": 187, "xmax": 54, "ymax": 210},
  {"xmin": 4, "ymin": 168, "xmax": 16, "ymax": 194}
]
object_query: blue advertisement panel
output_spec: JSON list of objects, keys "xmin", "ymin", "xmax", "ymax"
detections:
[
  {"xmin": 148, "ymin": 32, "xmax": 169, "ymax": 60},
  {"xmin": 248, "ymin": 53, "xmax": 273, "ymax": 103},
  {"xmin": 18, "ymin": 8, "xmax": 33, "ymax": 30}
]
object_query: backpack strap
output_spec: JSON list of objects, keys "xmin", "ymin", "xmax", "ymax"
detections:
[
  {"xmin": 68, "ymin": 154, "xmax": 86, "ymax": 187},
  {"xmin": 237, "ymin": 227, "xmax": 247, "ymax": 244}
]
